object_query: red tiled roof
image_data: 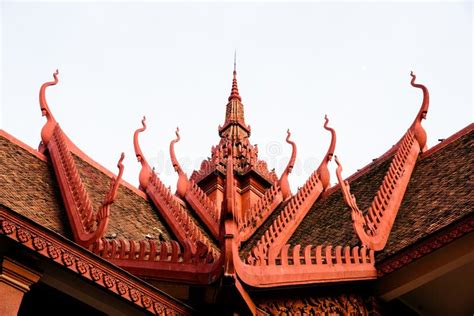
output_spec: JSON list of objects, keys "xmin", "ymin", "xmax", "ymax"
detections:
[
  {"xmin": 286, "ymin": 125, "xmax": 473, "ymax": 261},
  {"xmin": 0, "ymin": 131, "xmax": 173, "ymax": 241},
  {"xmin": 1, "ymin": 124, "xmax": 472, "ymax": 269}
]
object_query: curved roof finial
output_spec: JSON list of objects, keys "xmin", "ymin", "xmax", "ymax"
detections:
[
  {"xmin": 39, "ymin": 69, "xmax": 59, "ymax": 148},
  {"xmin": 410, "ymin": 71, "xmax": 430, "ymax": 119},
  {"xmin": 318, "ymin": 115, "xmax": 337, "ymax": 190},
  {"xmin": 133, "ymin": 116, "xmax": 152, "ymax": 190},
  {"xmin": 104, "ymin": 152, "xmax": 126, "ymax": 205},
  {"xmin": 170, "ymin": 127, "xmax": 185, "ymax": 175},
  {"xmin": 170, "ymin": 127, "xmax": 189, "ymax": 197},
  {"xmin": 279, "ymin": 129, "xmax": 297, "ymax": 200},
  {"xmin": 39, "ymin": 69, "xmax": 59, "ymax": 117},
  {"xmin": 323, "ymin": 114, "xmax": 336, "ymax": 158},
  {"xmin": 410, "ymin": 71, "xmax": 430, "ymax": 150}
]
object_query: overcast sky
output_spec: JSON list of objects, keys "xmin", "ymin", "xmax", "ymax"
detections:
[{"xmin": 1, "ymin": 1, "xmax": 472, "ymax": 191}]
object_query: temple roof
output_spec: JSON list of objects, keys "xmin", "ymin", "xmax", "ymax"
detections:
[
  {"xmin": 2, "ymin": 123, "xmax": 471, "ymax": 261},
  {"xmin": 1, "ymin": 68, "xmax": 472, "ymax": 315}
]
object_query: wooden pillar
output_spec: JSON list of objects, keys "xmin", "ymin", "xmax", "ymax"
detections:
[{"xmin": 0, "ymin": 257, "xmax": 41, "ymax": 316}]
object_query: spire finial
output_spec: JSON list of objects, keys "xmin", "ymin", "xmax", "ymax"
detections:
[
  {"xmin": 234, "ymin": 49, "xmax": 237, "ymax": 72},
  {"xmin": 229, "ymin": 51, "xmax": 241, "ymax": 102}
]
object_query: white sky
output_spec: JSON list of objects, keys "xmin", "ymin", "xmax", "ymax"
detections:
[{"xmin": 1, "ymin": 1, "xmax": 472, "ymax": 191}]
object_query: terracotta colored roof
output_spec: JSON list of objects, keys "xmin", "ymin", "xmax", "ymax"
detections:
[
  {"xmin": 3, "ymin": 122, "xmax": 472, "ymax": 265},
  {"xmin": 287, "ymin": 159, "xmax": 391, "ymax": 248},
  {"xmin": 287, "ymin": 125, "xmax": 473, "ymax": 260},
  {"xmin": 378, "ymin": 125, "xmax": 473, "ymax": 260},
  {"xmin": 0, "ymin": 131, "xmax": 173, "ymax": 241}
]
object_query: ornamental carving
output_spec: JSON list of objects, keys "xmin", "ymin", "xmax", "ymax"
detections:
[
  {"xmin": 0, "ymin": 214, "xmax": 192, "ymax": 315},
  {"xmin": 130, "ymin": 288, "xmax": 140, "ymax": 302},
  {"xmin": 76, "ymin": 260, "xmax": 89, "ymax": 275},
  {"xmin": 258, "ymin": 294, "xmax": 371, "ymax": 315},
  {"xmin": 62, "ymin": 252, "xmax": 74, "ymax": 267},
  {"xmin": 47, "ymin": 245, "xmax": 60, "ymax": 259},
  {"xmin": 33, "ymin": 236, "xmax": 46, "ymax": 250},
  {"xmin": 1, "ymin": 220, "xmax": 15, "ymax": 234},
  {"xmin": 117, "ymin": 281, "xmax": 128, "ymax": 295},
  {"xmin": 142, "ymin": 295, "xmax": 152, "ymax": 308},
  {"xmin": 16, "ymin": 228, "xmax": 30, "ymax": 243},
  {"xmin": 103, "ymin": 274, "xmax": 115, "ymax": 288},
  {"xmin": 90, "ymin": 267, "xmax": 103, "ymax": 281}
]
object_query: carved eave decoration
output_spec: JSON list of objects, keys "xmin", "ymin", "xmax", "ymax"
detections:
[
  {"xmin": 335, "ymin": 72, "xmax": 430, "ymax": 251},
  {"xmin": 0, "ymin": 207, "xmax": 193, "ymax": 315},
  {"xmin": 38, "ymin": 71, "xmax": 125, "ymax": 248}
]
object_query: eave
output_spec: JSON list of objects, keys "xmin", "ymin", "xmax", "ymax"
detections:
[{"xmin": 0, "ymin": 205, "xmax": 193, "ymax": 315}]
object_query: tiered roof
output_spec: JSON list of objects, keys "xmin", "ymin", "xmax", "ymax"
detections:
[{"xmin": 0, "ymin": 67, "xmax": 472, "ymax": 315}]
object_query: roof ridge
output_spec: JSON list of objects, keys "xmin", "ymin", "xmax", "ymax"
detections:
[
  {"xmin": 47, "ymin": 125, "xmax": 124, "ymax": 247},
  {"xmin": 0, "ymin": 129, "xmax": 149, "ymax": 201},
  {"xmin": 342, "ymin": 123, "xmax": 473, "ymax": 186},
  {"xmin": 0, "ymin": 129, "xmax": 48, "ymax": 162},
  {"xmin": 421, "ymin": 123, "xmax": 474, "ymax": 159}
]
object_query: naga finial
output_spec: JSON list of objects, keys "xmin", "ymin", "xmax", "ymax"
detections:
[
  {"xmin": 104, "ymin": 152, "xmax": 125, "ymax": 205},
  {"xmin": 279, "ymin": 129, "xmax": 297, "ymax": 200},
  {"xmin": 170, "ymin": 127, "xmax": 189, "ymax": 197},
  {"xmin": 39, "ymin": 69, "xmax": 59, "ymax": 149},
  {"xmin": 133, "ymin": 116, "xmax": 152, "ymax": 190},
  {"xmin": 318, "ymin": 115, "xmax": 337, "ymax": 190},
  {"xmin": 334, "ymin": 155, "xmax": 354, "ymax": 208},
  {"xmin": 170, "ymin": 127, "xmax": 184, "ymax": 175},
  {"xmin": 410, "ymin": 71, "xmax": 430, "ymax": 150},
  {"xmin": 323, "ymin": 115, "xmax": 336, "ymax": 161}
]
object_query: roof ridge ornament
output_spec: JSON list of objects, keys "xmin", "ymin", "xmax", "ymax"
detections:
[
  {"xmin": 410, "ymin": 71, "xmax": 430, "ymax": 151},
  {"xmin": 91, "ymin": 237, "xmax": 222, "ymax": 284},
  {"xmin": 134, "ymin": 116, "xmax": 153, "ymax": 190},
  {"xmin": 103, "ymin": 153, "xmax": 125, "ymax": 206},
  {"xmin": 335, "ymin": 124, "xmax": 420, "ymax": 251},
  {"xmin": 170, "ymin": 127, "xmax": 189, "ymax": 198},
  {"xmin": 317, "ymin": 115, "xmax": 336, "ymax": 190},
  {"xmin": 334, "ymin": 72, "xmax": 430, "ymax": 251},
  {"xmin": 247, "ymin": 117, "xmax": 337, "ymax": 261},
  {"xmin": 133, "ymin": 119, "xmax": 219, "ymax": 257},
  {"xmin": 39, "ymin": 69, "xmax": 59, "ymax": 152},
  {"xmin": 47, "ymin": 125, "xmax": 125, "ymax": 247},
  {"xmin": 279, "ymin": 129, "xmax": 297, "ymax": 200}
]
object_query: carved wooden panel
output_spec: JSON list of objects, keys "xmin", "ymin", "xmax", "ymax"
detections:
[{"xmin": 258, "ymin": 294, "xmax": 376, "ymax": 315}]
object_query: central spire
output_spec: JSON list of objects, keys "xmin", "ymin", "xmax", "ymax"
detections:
[
  {"xmin": 219, "ymin": 54, "xmax": 250, "ymax": 140},
  {"xmin": 229, "ymin": 51, "xmax": 241, "ymax": 102}
]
